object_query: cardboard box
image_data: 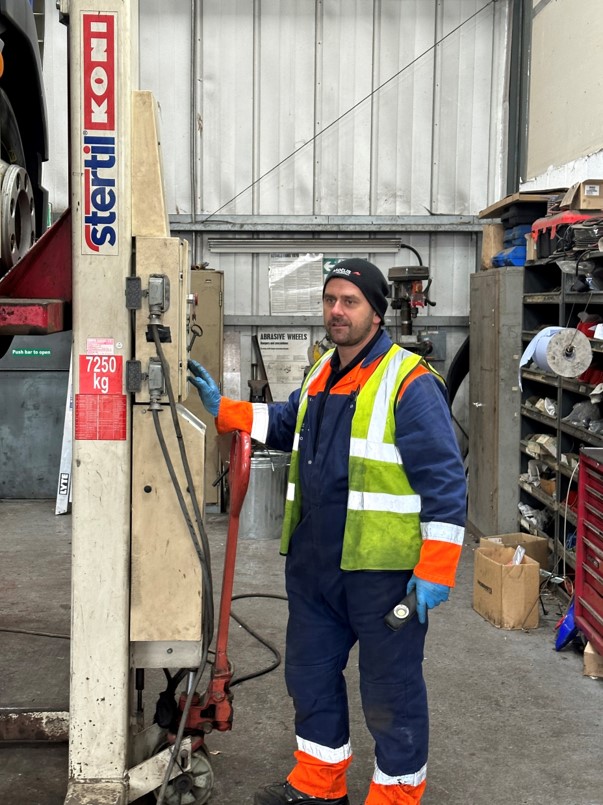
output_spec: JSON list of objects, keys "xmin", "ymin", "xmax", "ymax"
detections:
[
  {"xmin": 479, "ymin": 533, "xmax": 549, "ymax": 570},
  {"xmin": 560, "ymin": 180, "xmax": 603, "ymax": 211},
  {"xmin": 583, "ymin": 642, "xmax": 603, "ymax": 679},
  {"xmin": 473, "ymin": 546, "xmax": 540, "ymax": 630}
]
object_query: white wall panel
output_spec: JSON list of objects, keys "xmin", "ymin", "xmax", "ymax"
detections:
[
  {"xmin": 40, "ymin": 0, "xmax": 509, "ymax": 340},
  {"xmin": 43, "ymin": 0, "xmax": 508, "ymax": 220},
  {"xmin": 431, "ymin": 0, "xmax": 505, "ymax": 213},
  {"xmin": 256, "ymin": 0, "xmax": 316, "ymax": 215},
  {"xmin": 371, "ymin": 1, "xmax": 435, "ymax": 215},
  {"xmin": 202, "ymin": 234, "xmax": 475, "ymax": 322},
  {"xmin": 192, "ymin": 0, "xmax": 507, "ymax": 218},
  {"xmin": 200, "ymin": 0, "xmax": 255, "ymax": 216},
  {"xmin": 139, "ymin": 0, "xmax": 193, "ymax": 215},
  {"xmin": 526, "ymin": 0, "xmax": 603, "ymax": 181}
]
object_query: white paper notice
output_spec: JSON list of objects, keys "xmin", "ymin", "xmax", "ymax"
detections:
[
  {"xmin": 258, "ymin": 328, "xmax": 311, "ymax": 400},
  {"xmin": 268, "ymin": 254, "xmax": 324, "ymax": 315}
]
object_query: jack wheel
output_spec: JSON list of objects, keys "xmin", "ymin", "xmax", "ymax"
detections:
[{"xmin": 154, "ymin": 744, "xmax": 214, "ymax": 805}]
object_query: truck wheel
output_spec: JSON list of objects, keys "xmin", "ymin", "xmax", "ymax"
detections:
[{"xmin": 0, "ymin": 87, "xmax": 35, "ymax": 277}]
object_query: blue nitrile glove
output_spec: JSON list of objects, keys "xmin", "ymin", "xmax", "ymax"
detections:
[
  {"xmin": 406, "ymin": 575, "xmax": 451, "ymax": 625},
  {"xmin": 187, "ymin": 360, "xmax": 221, "ymax": 416}
]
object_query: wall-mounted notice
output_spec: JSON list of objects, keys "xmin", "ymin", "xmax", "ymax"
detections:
[
  {"xmin": 258, "ymin": 328, "xmax": 311, "ymax": 400},
  {"xmin": 268, "ymin": 253, "xmax": 324, "ymax": 315}
]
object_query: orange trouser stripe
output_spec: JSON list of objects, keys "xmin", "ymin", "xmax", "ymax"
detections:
[
  {"xmin": 365, "ymin": 780, "xmax": 426, "ymax": 804},
  {"xmin": 287, "ymin": 750, "xmax": 351, "ymax": 799}
]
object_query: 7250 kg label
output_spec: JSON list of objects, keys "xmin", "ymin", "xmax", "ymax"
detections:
[{"xmin": 79, "ymin": 354, "xmax": 122, "ymax": 395}]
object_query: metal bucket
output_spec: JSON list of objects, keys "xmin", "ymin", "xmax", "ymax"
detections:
[{"xmin": 238, "ymin": 449, "xmax": 291, "ymax": 540}]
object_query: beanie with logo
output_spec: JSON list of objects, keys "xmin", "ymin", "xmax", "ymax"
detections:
[{"xmin": 323, "ymin": 258, "xmax": 390, "ymax": 322}]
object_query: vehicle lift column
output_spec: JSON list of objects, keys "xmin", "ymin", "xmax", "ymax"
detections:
[{"xmin": 61, "ymin": 2, "xmax": 208, "ymax": 803}]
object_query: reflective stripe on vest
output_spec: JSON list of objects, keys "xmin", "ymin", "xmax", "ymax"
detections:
[
  {"xmin": 280, "ymin": 345, "xmax": 441, "ymax": 570},
  {"xmin": 279, "ymin": 349, "xmax": 334, "ymax": 552}
]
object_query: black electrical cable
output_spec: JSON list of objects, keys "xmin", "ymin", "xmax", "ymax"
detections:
[
  {"xmin": 147, "ymin": 321, "xmax": 216, "ymax": 804},
  {"xmin": 399, "ymin": 244, "xmax": 423, "ymax": 266},
  {"xmin": 151, "ymin": 407, "xmax": 213, "ymax": 653},
  {"xmin": 151, "ymin": 412, "xmax": 212, "ymax": 805},
  {"xmin": 446, "ymin": 335, "xmax": 469, "ymax": 406},
  {"xmin": 155, "ymin": 664, "xmax": 205, "ymax": 805},
  {"xmin": 229, "ymin": 593, "xmax": 288, "ymax": 686},
  {"xmin": 150, "ymin": 324, "xmax": 215, "ymax": 643}
]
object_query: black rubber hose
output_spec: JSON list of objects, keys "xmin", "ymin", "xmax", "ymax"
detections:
[{"xmin": 446, "ymin": 335, "xmax": 470, "ymax": 405}]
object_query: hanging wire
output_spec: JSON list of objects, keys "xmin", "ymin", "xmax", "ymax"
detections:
[{"xmin": 198, "ymin": 1, "xmax": 496, "ymax": 225}]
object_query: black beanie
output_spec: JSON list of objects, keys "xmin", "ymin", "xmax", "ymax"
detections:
[{"xmin": 323, "ymin": 258, "xmax": 390, "ymax": 322}]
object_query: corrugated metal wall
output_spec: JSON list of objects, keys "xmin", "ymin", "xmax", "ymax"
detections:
[
  {"xmin": 41, "ymin": 0, "xmax": 511, "ymax": 408},
  {"xmin": 44, "ymin": 0, "xmax": 510, "ymax": 218},
  {"xmin": 130, "ymin": 0, "xmax": 510, "ymax": 220}
]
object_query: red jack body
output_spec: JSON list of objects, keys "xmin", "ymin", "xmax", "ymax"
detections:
[{"xmin": 175, "ymin": 430, "xmax": 251, "ymax": 740}]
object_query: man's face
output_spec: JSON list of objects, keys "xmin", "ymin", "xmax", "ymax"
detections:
[{"xmin": 323, "ymin": 278, "xmax": 380, "ymax": 348}]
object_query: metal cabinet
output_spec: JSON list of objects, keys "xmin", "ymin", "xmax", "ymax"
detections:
[
  {"xmin": 468, "ymin": 268, "xmax": 523, "ymax": 536},
  {"xmin": 0, "ymin": 331, "xmax": 71, "ymax": 497}
]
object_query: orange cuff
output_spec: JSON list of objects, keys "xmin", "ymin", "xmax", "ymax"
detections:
[
  {"xmin": 215, "ymin": 397, "xmax": 253, "ymax": 434},
  {"xmin": 288, "ymin": 750, "xmax": 351, "ymax": 799},
  {"xmin": 413, "ymin": 539, "xmax": 461, "ymax": 588}
]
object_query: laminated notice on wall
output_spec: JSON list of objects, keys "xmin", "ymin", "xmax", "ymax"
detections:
[
  {"xmin": 268, "ymin": 253, "xmax": 324, "ymax": 315},
  {"xmin": 258, "ymin": 328, "xmax": 311, "ymax": 400}
]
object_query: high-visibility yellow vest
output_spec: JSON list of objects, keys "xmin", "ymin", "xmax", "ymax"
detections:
[{"xmin": 280, "ymin": 345, "xmax": 444, "ymax": 570}]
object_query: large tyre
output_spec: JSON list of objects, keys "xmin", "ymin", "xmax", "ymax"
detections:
[{"xmin": 0, "ymin": 86, "xmax": 34, "ymax": 278}]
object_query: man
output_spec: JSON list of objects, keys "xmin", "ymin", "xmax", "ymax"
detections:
[{"xmin": 188, "ymin": 258, "xmax": 466, "ymax": 805}]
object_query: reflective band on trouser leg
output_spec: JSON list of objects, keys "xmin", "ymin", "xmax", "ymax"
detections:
[
  {"xmin": 365, "ymin": 780, "xmax": 427, "ymax": 804},
  {"xmin": 288, "ymin": 750, "xmax": 352, "ymax": 799}
]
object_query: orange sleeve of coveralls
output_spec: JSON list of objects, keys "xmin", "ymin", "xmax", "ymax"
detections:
[
  {"xmin": 413, "ymin": 540, "xmax": 461, "ymax": 588},
  {"xmin": 215, "ymin": 397, "xmax": 253, "ymax": 434}
]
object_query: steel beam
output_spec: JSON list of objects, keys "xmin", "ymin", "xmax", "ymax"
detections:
[
  {"xmin": 224, "ymin": 315, "xmax": 469, "ymax": 328},
  {"xmin": 170, "ymin": 214, "xmax": 483, "ymax": 233},
  {"xmin": 0, "ymin": 708, "xmax": 69, "ymax": 742}
]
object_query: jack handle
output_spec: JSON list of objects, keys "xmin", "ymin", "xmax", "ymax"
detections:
[{"xmin": 213, "ymin": 431, "xmax": 252, "ymax": 678}]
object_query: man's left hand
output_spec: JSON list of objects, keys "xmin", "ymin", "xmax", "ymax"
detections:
[{"xmin": 406, "ymin": 576, "xmax": 451, "ymax": 624}]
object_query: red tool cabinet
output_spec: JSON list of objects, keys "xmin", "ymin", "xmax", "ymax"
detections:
[{"xmin": 576, "ymin": 448, "xmax": 603, "ymax": 655}]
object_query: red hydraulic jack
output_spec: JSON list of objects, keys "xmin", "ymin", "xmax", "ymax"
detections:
[{"xmin": 174, "ymin": 429, "xmax": 252, "ymax": 747}]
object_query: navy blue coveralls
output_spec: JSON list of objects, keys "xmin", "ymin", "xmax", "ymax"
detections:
[{"xmin": 250, "ymin": 328, "xmax": 466, "ymax": 779}]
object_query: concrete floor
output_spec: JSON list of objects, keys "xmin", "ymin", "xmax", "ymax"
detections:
[{"xmin": 1, "ymin": 499, "xmax": 602, "ymax": 805}]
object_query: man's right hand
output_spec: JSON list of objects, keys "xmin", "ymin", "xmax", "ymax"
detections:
[{"xmin": 187, "ymin": 360, "xmax": 221, "ymax": 416}]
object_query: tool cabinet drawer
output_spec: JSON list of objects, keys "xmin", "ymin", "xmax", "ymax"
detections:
[
  {"xmin": 582, "ymin": 468, "xmax": 603, "ymax": 506},
  {"xmin": 583, "ymin": 515, "xmax": 603, "ymax": 554},
  {"xmin": 576, "ymin": 449, "xmax": 603, "ymax": 654},
  {"xmin": 581, "ymin": 539, "xmax": 603, "ymax": 595}
]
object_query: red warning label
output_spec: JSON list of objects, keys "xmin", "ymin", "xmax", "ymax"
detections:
[{"xmin": 75, "ymin": 394, "xmax": 127, "ymax": 441}]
